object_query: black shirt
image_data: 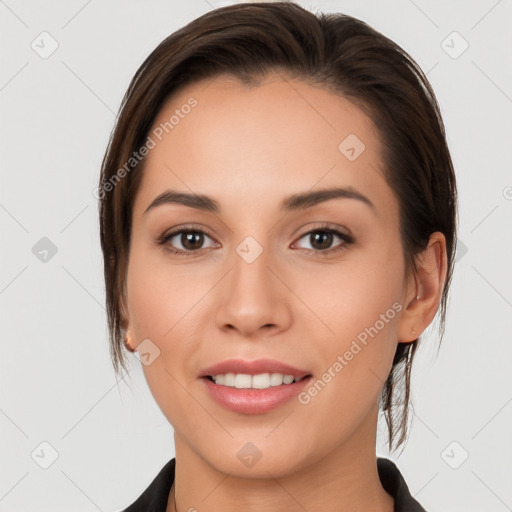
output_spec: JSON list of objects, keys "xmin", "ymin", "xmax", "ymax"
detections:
[{"xmin": 120, "ymin": 457, "xmax": 426, "ymax": 512}]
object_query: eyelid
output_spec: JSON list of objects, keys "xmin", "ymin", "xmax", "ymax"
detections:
[
  {"xmin": 291, "ymin": 222, "xmax": 354, "ymax": 252},
  {"xmin": 156, "ymin": 223, "xmax": 218, "ymax": 253},
  {"xmin": 159, "ymin": 223, "xmax": 215, "ymax": 240},
  {"xmin": 294, "ymin": 222, "xmax": 352, "ymax": 241}
]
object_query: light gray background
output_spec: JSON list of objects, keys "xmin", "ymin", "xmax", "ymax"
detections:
[{"xmin": 1, "ymin": 0, "xmax": 511, "ymax": 511}]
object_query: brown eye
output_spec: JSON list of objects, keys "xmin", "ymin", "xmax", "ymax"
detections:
[
  {"xmin": 178, "ymin": 231, "xmax": 205, "ymax": 251},
  {"xmin": 294, "ymin": 225, "xmax": 354, "ymax": 254},
  {"xmin": 309, "ymin": 231, "xmax": 334, "ymax": 250},
  {"xmin": 158, "ymin": 227, "xmax": 218, "ymax": 255}
]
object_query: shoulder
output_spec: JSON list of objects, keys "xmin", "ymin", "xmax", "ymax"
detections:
[
  {"xmin": 377, "ymin": 457, "xmax": 427, "ymax": 512},
  {"xmin": 119, "ymin": 458, "xmax": 176, "ymax": 512}
]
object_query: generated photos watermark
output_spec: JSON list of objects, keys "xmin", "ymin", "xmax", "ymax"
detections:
[
  {"xmin": 93, "ymin": 96, "xmax": 198, "ymax": 200},
  {"xmin": 298, "ymin": 301, "xmax": 403, "ymax": 405}
]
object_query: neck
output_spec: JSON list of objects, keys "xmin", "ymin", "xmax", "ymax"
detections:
[{"xmin": 166, "ymin": 404, "xmax": 394, "ymax": 512}]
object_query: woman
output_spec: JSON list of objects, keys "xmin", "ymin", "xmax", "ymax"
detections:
[{"xmin": 98, "ymin": 2, "xmax": 457, "ymax": 511}]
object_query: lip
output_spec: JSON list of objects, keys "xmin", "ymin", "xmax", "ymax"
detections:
[
  {"xmin": 198, "ymin": 358, "xmax": 313, "ymax": 415},
  {"xmin": 198, "ymin": 358, "xmax": 311, "ymax": 379},
  {"xmin": 200, "ymin": 374, "xmax": 313, "ymax": 414}
]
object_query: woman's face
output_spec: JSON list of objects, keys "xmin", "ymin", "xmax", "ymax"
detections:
[{"xmin": 123, "ymin": 73, "xmax": 418, "ymax": 476}]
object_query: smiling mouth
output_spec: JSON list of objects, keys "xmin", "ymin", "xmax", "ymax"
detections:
[
  {"xmin": 203, "ymin": 373, "xmax": 312, "ymax": 389},
  {"xmin": 200, "ymin": 372, "xmax": 314, "ymax": 414}
]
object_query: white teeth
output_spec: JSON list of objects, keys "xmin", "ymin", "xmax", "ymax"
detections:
[
  {"xmin": 283, "ymin": 374, "xmax": 295, "ymax": 384},
  {"xmin": 211, "ymin": 372, "xmax": 301, "ymax": 389},
  {"xmin": 235, "ymin": 374, "xmax": 252, "ymax": 389}
]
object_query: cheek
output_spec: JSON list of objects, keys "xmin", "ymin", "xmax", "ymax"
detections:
[
  {"xmin": 126, "ymin": 250, "xmax": 204, "ymax": 424},
  {"xmin": 125, "ymin": 246, "xmax": 206, "ymax": 381},
  {"xmin": 298, "ymin": 250, "xmax": 404, "ymax": 399},
  {"xmin": 304, "ymin": 250, "xmax": 404, "ymax": 338},
  {"xmin": 126, "ymin": 243, "xmax": 201, "ymax": 341},
  {"xmin": 291, "ymin": 264, "xmax": 403, "ymax": 442}
]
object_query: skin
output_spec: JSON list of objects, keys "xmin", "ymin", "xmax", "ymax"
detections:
[{"xmin": 122, "ymin": 72, "xmax": 447, "ymax": 512}]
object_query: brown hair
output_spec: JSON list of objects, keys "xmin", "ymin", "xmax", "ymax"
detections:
[{"xmin": 98, "ymin": 1, "xmax": 457, "ymax": 453}]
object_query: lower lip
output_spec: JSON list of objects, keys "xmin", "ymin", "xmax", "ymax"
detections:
[{"xmin": 200, "ymin": 376, "xmax": 312, "ymax": 414}]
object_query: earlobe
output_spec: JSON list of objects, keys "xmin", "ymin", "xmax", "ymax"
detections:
[
  {"xmin": 119, "ymin": 294, "xmax": 136, "ymax": 352},
  {"xmin": 397, "ymin": 232, "xmax": 448, "ymax": 343},
  {"xmin": 398, "ymin": 323, "xmax": 419, "ymax": 344},
  {"xmin": 124, "ymin": 331, "xmax": 136, "ymax": 353}
]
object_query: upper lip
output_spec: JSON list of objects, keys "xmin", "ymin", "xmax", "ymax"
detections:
[{"xmin": 198, "ymin": 358, "xmax": 311, "ymax": 379}]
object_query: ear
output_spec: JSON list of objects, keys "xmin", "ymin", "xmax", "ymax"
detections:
[
  {"xmin": 397, "ymin": 231, "xmax": 448, "ymax": 343},
  {"xmin": 119, "ymin": 289, "xmax": 136, "ymax": 352}
]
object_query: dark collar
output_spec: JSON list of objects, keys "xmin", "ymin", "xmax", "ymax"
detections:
[
  {"xmin": 121, "ymin": 457, "xmax": 426, "ymax": 512},
  {"xmin": 377, "ymin": 457, "xmax": 427, "ymax": 511}
]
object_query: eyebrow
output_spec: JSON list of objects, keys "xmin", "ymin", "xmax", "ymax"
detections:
[{"xmin": 143, "ymin": 186, "xmax": 376, "ymax": 215}]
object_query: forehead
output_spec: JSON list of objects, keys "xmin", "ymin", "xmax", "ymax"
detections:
[{"xmin": 133, "ymin": 73, "xmax": 397, "ymax": 221}]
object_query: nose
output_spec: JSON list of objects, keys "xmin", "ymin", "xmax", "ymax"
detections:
[{"xmin": 215, "ymin": 243, "xmax": 292, "ymax": 338}]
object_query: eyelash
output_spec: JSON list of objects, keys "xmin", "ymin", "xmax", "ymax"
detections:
[{"xmin": 156, "ymin": 222, "xmax": 354, "ymax": 257}]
